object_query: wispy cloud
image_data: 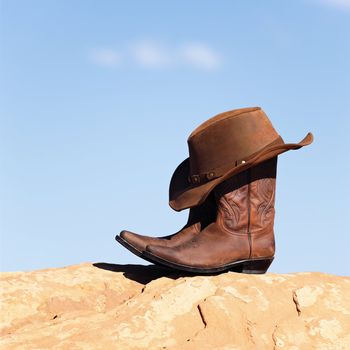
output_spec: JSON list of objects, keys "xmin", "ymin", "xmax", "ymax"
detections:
[
  {"xmin": 319, "ymin": 0, "xmax": 350, "ymax": 10},
  {"xmin": 130, "ymin": 41, "xmax": 172, "ymax": 68},
  {"xmin": 89, "ymin": 40, "xmax": 223, "ymax": 71},
  {"xmin": 181, "ymin": 43, "xmax": 222, "ymax": 70}
]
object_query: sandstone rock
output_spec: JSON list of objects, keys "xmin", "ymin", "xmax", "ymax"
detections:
[{"xmin": 1, "ymin": 263, "xmax": 349, "ymax": 349}]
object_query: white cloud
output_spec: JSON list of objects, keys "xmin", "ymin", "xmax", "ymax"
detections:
[
  {"xmin": 130, "ymin": 41, "xmax": 173, "ymax": 67},
  {"xmin": 89, "ymin": 41, "xmax": 223, "ymax": 71},
  {"xmin": 181, "ymin": 43, "xmax": 222, "ymax": 70},
  {"xmin": 90, "ymin": 49, "xmax": 121, "ymax": 68},
  {"xmin": 320, "ymin": 0, "xmax": 350, "ymax": 10}
]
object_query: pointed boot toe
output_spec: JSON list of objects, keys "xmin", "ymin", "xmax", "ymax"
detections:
[{"xmin": 116, "ymin": 230, "xmax": 148, "ymax": 256}]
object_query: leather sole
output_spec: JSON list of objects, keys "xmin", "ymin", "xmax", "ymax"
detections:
[
  {"xmin": 142, "ymin": 250, "xmax": 274, "ymax": 274},
  {"xmin": 115, "ymin": 235, "xmax": 143, "ymax": 257}
]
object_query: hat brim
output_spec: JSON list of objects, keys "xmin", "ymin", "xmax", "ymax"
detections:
[{"xmin": 169, "ymin": 132, "xmax": 313, "ymax": 211}]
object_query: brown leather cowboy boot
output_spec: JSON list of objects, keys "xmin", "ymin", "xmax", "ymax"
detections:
[
  {"xmin": 115, "ymin": 194, "xmax": 216, "ymax": 258},
  {"xmin": 143, "ymin": 157, "xmax": 277, "ymax": 274}
]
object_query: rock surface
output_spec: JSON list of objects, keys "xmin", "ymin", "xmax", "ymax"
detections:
[{"xmin": 1, "ymin": 263, "xmax": 350, "ymax": 350}]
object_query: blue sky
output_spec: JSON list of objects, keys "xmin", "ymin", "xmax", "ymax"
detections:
[{"xmin": 1, "ymin": 0, "xmax": 349, "ymax": 274}]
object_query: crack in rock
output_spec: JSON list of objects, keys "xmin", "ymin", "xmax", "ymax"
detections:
[
  {"xmin": 292, "ymin": 290, "xmax": 301, "ymax": 316},
  {"xmin": 272, "ymin": 325, "xmax": 285, "ymax": 350},
  {"xmin": 197, "ymin": 304, "xmax": 207, "ymax": 328},
  {"xmin": 246, "ymin": 319, "xmax": 256, "ymax": 344}
]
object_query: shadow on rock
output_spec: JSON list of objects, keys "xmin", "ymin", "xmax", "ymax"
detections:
[{"xmin": 93, "ymin": 263, "xmax": 186, "ymax": 284}]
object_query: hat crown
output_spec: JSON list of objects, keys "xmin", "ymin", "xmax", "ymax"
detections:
[{"xmin": 187, "ymin": 107, "xmax": 280, "ymax": 179}]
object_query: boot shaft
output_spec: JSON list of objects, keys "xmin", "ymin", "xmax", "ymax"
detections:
[{"xmin": 214, "ymin": 157, "xmax": 277, "ymax": 258}]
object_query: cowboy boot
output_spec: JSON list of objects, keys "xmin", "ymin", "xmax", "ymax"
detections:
[
  {"xmin": 115, "ymin": 193, "xmax": 216, "ymax": 258},
  {"xmin": 144, "ymin": 157, "xmax": 277, "ymax": 274}
]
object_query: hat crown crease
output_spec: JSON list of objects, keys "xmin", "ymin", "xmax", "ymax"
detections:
[{"xmin": 188, "ymin": 108, "xmax": 279, "ymax": 177}]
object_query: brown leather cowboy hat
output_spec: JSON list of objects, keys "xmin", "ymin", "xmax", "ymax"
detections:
[{"xmin": 169, "ymin": 107, "xmax": 313, "ymax": 211}]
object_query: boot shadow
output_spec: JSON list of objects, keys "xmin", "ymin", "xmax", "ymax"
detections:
[
  {"xmin": 93, "ymin": 262, "xmax": 187, "ymax": 284},
  {"xmin": 93, "ymin": 262, "xmax": 240, "ymax": 284}
]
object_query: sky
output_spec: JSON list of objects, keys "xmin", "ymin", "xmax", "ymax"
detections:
[{"xmin": 0, "ymin": 0, "xmax": 349, "ymax": 274}]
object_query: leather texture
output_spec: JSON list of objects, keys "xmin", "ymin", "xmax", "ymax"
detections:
[
  {"xmin": 169, "ymin": 107, "xmax": 312, "ymax": 211},
  {"xmin": 118, "ymin": 193, "xmax": 216, "ymax": 254},
  {"xmin": 146, "ymin": 157, "xmax": 277, "ymax": 270}
]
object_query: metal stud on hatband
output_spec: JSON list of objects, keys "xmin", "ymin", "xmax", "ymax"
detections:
[{"xmin": 206, "ymin": 172, "xmax": 215, "ymax": 180}]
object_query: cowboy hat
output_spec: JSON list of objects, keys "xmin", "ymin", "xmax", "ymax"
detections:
[{"xmin": 169, "ymin": 107, "xmax": 313, "ymax": 211}]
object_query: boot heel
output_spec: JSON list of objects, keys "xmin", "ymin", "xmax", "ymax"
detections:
[{"xmin": 241, "ymin": 258, "xmax": 274, "ymax": 274}]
